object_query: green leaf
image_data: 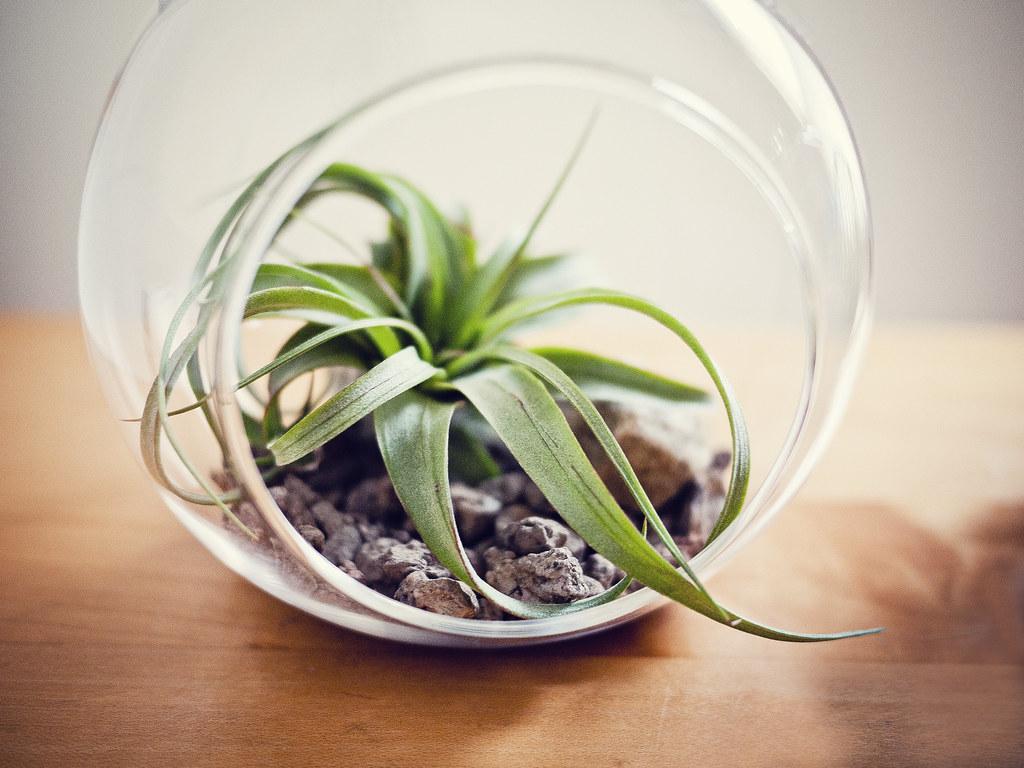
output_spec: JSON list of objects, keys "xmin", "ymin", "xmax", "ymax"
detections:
[
  {"xmin": 447, "ymin": 421, "xmax": 502, "ymax": 484},
  {"xmin": 454, "ymin": 364, "xmax": 880, "ymax": 641},
  {"xmin": 374, "ymin": 391, "xmax": 632, "ymax": 619},
  {"xmin": 251, "ymin": 262, "xmax": 359, "ymax": 297},
  {"xmin": 494, "ymin": 253, "xmax": 572, "ymax": 309},
  {"xmin": 445, "ymin": 110, "xmax": 599, "ymax": 347},
  {"xmin": 263, "ymin": 324, "xmax": 368, "ymax": 402},
  {"xmin": 301, "ymin": 262, "xmax": 403, "ymax": 316},
  {"xmin": 477, "ymin": 288, "xmax": 748, "ymax": 543},
  {"xmin": 531, "ymin": 346, "xmax": 709, "ymax": 405},
  {"xmin": 317, "ymin": 164, "xmax": 454, "ymax": 339},
  {"xmin": 139, "ymin": 124, "xmax": 374, "ymax": 530},
  {"xmin": 481, "ymin": 344, "xmax": 723, "ymax": 617},
  {"xmin": 243, "ymin": 285, "xmax": 401, "ymax": 359},
  {"xmin": 269, "ymin": 347, "xmax": 440, "ymax": 466},
  {"xmin": 256, "ymin": 318, "xmax": 427, "ymax": 441}
]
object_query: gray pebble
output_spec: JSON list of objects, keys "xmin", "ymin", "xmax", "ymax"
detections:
[
  {"xmin": 686, "ymin": 471, "xmax": 726, "ymax": 542},
  {"xmin": 481, "ymin": 546, "xmax": 520, "ymax": 595},
  {"xmin": 514, "ymin": 547, "xmax": 593, "ymax": 603},
  {"xmin": 494, "ymin": 504, "xmax": 535, "ymax": 539},
  {"xmin": 335, "ymin": 558, "xmax": 366, "ymax": 583},
  {"xmin": 346, "ymin": 476, "xmax": 402, "ymax": 521},
  {"xmin": 296, "ymin": 523, "xmax": 325, "ymax": 552},
  {"xmin": 355, "ymin": 537, "xmax": 439, "ymax": 584},
  {"xmin": 284, "ymin": 474, "xmax": 320, "ymax": 505},
  {"xmin": 584, "ymin": 553, "xmax": 625, "ymax": 589},
  {"xmin": 567, "ymin": 401, "xmax": 709, "ymax": 511},
  {"xmin": 451, "ymin": 482, "xmax": 501, "ymax": 543},
  {"xmin": 581, "ymin": 575, "xmax": 606, "ymax": 597},
  {"xmin": 394, "ymin": 571, "xmax": 479, "ymax": 618},
  {"xmin": 269, "ymin": 482, "xmax": 315, "ymax": 528},
  {"xmin": 322, "ymin": 524, "xmax": 363, "ymax": 565},
  {"xmin": 478, "ymin": 472, "xmax": 529, "ymax": 505},
  {"xmin": 498, "ymin": 516, "xmax": 586, "ymax": 559},
  {"xmin": 309, "ymin": 500, "xmax": 347, "ymax": 538}
]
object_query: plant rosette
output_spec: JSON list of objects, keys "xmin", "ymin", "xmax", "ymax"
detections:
[{"xmin": 137, "ymin": 119, "xmax": 880, "ymax": 643}]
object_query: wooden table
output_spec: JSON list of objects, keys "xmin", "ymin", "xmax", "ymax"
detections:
[{"xmin": 2, "ymin": 317, "xmax": 1022, "ymax": 767}]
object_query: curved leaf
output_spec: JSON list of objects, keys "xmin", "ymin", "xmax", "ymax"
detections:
[
  {"xmin": 269, "ymin": 347, "xmax": 439, "ymax": 466},
  {"xmin": 374, "ymin": 390, "xmax": 631, "ymax": 619},
  {"xmin": 243, "ymin": 285, "xmax": 400, "ymax": 358},
  {"xmin": 483, "ymin": 345, "xmax": 722, "ymax": 616},
  {"xmin": 446, "ymin": 110, "xmax": 598, "ymax": 347},
  {"xmin": 531, "ymin": 346, "xmax": 709, "ymax": 405},
  {"xmin": 494, "ymin": 254, "xmax": 572, "ymax": 309},
  {"xmin": 455, "ymin": 364, "xmax": 880, "ymax": 641},
  {"xmin": 301, "ymin": 262, "xmax": 404, "ymax": 317},
  {"xmin": 317, "ymin": 164, "xmax": 454, "ymax": 338},
  {"xmin": 477, "ymin": 288, "xmax": 748, "ymax": 543}
]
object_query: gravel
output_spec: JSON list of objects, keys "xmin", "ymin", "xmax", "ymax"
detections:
[{"xmin": 224, "ymin": 403, "xmax": 728, "ymax": 621}]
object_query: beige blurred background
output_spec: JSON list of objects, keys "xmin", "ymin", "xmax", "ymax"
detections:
[{"xmin": 1, "ymin": 0, "xmax": 1022, "ymax": 319}]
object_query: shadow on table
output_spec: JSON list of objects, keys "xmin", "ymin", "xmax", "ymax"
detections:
[{"xmin": 214, "ymin": 499, "xmax": 1023, "ymax": 763}]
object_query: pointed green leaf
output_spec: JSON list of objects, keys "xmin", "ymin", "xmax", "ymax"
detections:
[
  {"xmin": 269, "ymin": 347, "xmax": 439, "ymax": 466},
  {"xmin": 483, "ymin": 344, "xmax": 722, "ymax": 616},
  {"xmin": 448, "ymin": 421, "xmax": 502, "ymax": 484},
  {"xmin": 374, "ymin": 390, "xmax": 631, "ymax": 619},
  {"xmin": 317, "ymin": 164, "xmax": 454, "ymax": 338},
  {"xmin": 478, "ymin": 288, "xmax": 748, "ymax": 543},
  {"xmin": 243, "ymin": 285, "xmax": 401, "ymax": 358},
  {"xmin": 455, "ymin": 364, "xmax": 880, "ymax": 641},
  {"xmin": 446, "ymin": 110, "xmax": 599, "ymax": 347},
  {"xmin": 301, "ymin": 262, "xmax": 404, "ymax": 317},
  {"xmin": 531, "ymin": 346, "xmax": 709, "ymax": 405}
]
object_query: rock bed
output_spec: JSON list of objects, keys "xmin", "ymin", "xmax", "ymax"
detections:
[{"xmin": 226, "ymin": 402, "xmax": 730, "ymax": 620}]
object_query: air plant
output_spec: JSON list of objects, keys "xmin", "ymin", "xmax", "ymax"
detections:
[{"xmin": 138, "ymin": 118, "xmax": 879, "ymax": 642}]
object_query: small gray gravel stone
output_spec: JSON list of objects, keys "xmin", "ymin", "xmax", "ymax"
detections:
[
  {"xmin": 335, "ymin": 558, "xmax": 366, "ymax": 583},
  {"xmin": 269, "ymin": 483, "xmax": 316, "ymax": 528},
  {"xmin": 478, "ymin": 472, "xmax": 529, "ymax": 505},
  {"xmin": 581, "ymin": 575, "xmax": 605, "ymax": 597},
  {"xmin": 498, "ymin": 516, "xmax": 586, "ymax": 559},
  {"xmin": 310, "ymin": 500, "xmax": 347, "ymax": 538},
  {"xmin": 494, "ymin": 504, "xmax": 536, "ymax": 539},
  {"xmin": 321, "ymin": 524, "xmax": 363, "ymax": 565},
  {"xmin": 567, "ymin": 401, "xmax": 710, "ymax": 511},
  {"xmin": 686, "ymin": 471, "xmax": 726, "ymax": 541},
  {"xmin": 451, "ymin": 482, "xmax": 502, "ymax": 543},
  {"xmin": 346, "ymin": 476, "xmax": 402, "ymax": 522},
  {"xmin": 355, "ymin": 537, "xmax": 439, "ymax": 584},
  {"xmin": 514, "ymin": 547, "xmax": 592, "ymax": 603},
  {"xmin": 284, "ymin": 475, "xmax": 320, "ymax": 506},
  {"xmin": 394, "ymin": 571, "xmax": 479, "ymax": 618},
  {"xmin": 584, "ymin": 553, "xmax": 624, "ymax": 589},
  {"xmin": 296, "ymin": 523, "xmax": 325, "ymax": 551},
  {"xmin": 481, "ymin": 546, "xmax": 520, "ymax": 595}
]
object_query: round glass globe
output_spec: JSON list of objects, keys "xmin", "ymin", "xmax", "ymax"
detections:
[{"xmin": 79, "ymin": 0, "xmax": 872, "ymax": 647}]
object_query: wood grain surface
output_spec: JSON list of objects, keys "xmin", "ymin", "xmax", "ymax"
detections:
[{"xmin": 1, "ymin": 317, "xmax": 1022, "ymax": 767}]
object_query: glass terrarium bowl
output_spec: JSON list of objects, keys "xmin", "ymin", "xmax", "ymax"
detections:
[{"xmin": 79, "ymin": 0, "xmax": 872, "ymax": 647}]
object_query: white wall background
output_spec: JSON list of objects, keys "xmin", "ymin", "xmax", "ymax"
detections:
[{"xmin": 1, "ymin": 0, "xmax": 1022, "ymax": 320}]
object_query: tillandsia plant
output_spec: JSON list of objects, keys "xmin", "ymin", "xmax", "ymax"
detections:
[{"xmin": 138, "ymin": 118, "xmax": 879, "ymax": 642}]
